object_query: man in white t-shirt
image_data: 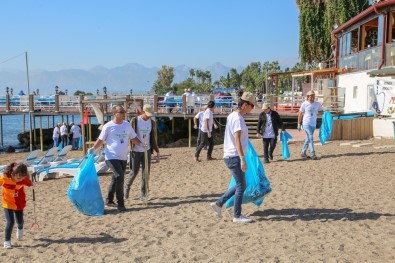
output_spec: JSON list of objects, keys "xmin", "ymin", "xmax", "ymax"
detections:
[
  {"xmin": 60, "ymin": 122, "xmax": 68, "ymax": 148},
  {"xmin": 69, "ymin": 122, "xmax": 81, "ymax": 150},
  {"xmin": 89, "ymin": 105, "xmax": 141, "ymax": 212},
  {"xmin": 210, "ymin": 91, "xmax": 255, "ymax": 223},
  {"xmin": 194, "ymin": 101, "xmax": 216, "ymax": 162},
  {"xmin": 52, "ymin": 123, "xmax": 61, "ymax": 147},
  {"xmin": 298, "ymin": 90, "xmax": 324, "ymax": 160},
  {"xmin": 124, "ymin": 104, "xmax": 160, "ymax": 201},
  {"xmin": 193, "ymin": 107, "xmax": 205, "ymax": 149}
]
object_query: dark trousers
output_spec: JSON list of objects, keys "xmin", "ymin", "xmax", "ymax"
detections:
[
  {"xmin": 4, "ymin": 208, "xmax": 23, "ymax": 241},
  {"xmin": 61, "ymin": 135, "xmax": 68, "ymax": 148},
  {"xmin": 262, "ymin": 137, "xmax": 277, "ymax": 160},
  {"xmin": 125, "ymin": 151, "xmax": 152, "ymax": 197},
  {"xmin": 105, "ymin": 159, "xmax": 127, "ymax": 208},
  {"xmin": 195, "ymin": 131, "xmax": 214, "ymax": 158}
]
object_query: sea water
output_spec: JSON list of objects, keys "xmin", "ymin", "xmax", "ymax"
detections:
[{"xmin": 0, "ymin": 114, "xmax": 99, "ymax": 148}]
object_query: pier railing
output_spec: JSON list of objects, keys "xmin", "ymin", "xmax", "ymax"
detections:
[{"xmin": 0, "ymin": 92, "xmax": 344, "ymax": 115}]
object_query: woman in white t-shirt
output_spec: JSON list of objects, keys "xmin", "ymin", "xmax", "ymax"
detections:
[
  {"xmin": 52, "ymin": 123, "xmax": 61, "ymax": 147},
  {"xmin": 210, "ymin": 92, "xmax": 255, "ymax": 223}
]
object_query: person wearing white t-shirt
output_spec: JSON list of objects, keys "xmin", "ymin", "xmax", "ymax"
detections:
[
  {"xmin": 210, "ymin": 92, "xmax": 255, "ymax": 223},
  {"xmin": 194, "ymin": 101, "xmax": 216, "ymax": 162},
  {"xmin": 52, "ymin": 123, "xmax": 61, "ymax": 147},
  {"xmin": 124, "ymin": 104, "xmax": 159, "ymax": 201},
  {"xmin": 69, "ymin": 122, "xmax": 81, "ymax": 150},
  {"xmin": 89, "ymin": 105, "xmax": 141, "ymax": 212},
  {"xmin": 298, "ymin": 90, "xmax": 324, "ymax": 160},
  {"xmin": 60, "ymin": 122, "xmax": 68, "ymax": 148},
  {"xmin": 193, "ymin": 107, "xmax": 205, "ymax": 148}
]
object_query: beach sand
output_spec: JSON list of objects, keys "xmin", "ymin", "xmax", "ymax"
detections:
[{"xmin": 1, "ymin": 133, "xmax": 395, "ymax": 262}]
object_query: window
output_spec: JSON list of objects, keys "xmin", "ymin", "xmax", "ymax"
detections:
[{"xmin": 353, "ymin": 86, "xmax": 358, "ymax": 99}]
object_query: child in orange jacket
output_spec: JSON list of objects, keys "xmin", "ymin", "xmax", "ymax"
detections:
[{"xmin": 0, "ymin": 162, "xmax": 32, "ymax": 249}]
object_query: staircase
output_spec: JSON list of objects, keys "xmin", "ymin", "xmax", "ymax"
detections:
[{"xmin": 244, "ymin": 116, "xmax": 259, "ymax": 138}]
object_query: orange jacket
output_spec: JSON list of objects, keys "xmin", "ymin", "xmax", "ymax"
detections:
[{"xmin": 0, "ymin": 175, "xmax": 32, "ymax": 210}]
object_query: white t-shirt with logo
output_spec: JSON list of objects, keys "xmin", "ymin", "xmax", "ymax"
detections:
[
  {"xmin": 263, "ymin": 112, "xmax": 275, "ymax": 138},
  {"xmin": 132, "ymin": 116, "xmax": 152, "ymax": 152},
  {"xmin": 300, "ymin": 101, "xmax": 323, "ymax": 127},
  {"xmin": 200, "ymin": 108, "xmax": 213, "ymax": 133},
  {"xmin": 99, "ymin": 120, "xmax": 137, "ymax": 160},
  {"xmin": 223, "ymin": 111, "xmax": 249, "ymax": 158}
]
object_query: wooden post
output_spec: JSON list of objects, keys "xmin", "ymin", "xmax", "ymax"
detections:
[
  {"xmin": 188, "ymin": 118, "xmax": 192, "ymax": 148},
  {"xmin": 5, "ymin": 94, "xmax": 10, "ymax": 112},
  {"xmin": 29, "ymin": 94, "xmax": 34, "ymax": 112},
  {"xmin": 39, "ymin": 116, "xmax": 44, "ymax": 151},
  {"xmin": 79, "ymin": 95, "xmax": 87, "ymax": 154},
  {"xmin": 55, "ymin": 94, "xmax": 60, "ymax": 112},
  {"xmin": 154, "ymin": 94, "xmax": 158, "ymax": 113},
  {"xmin": 182, "ymin": 94, "xmax": 187, "ymax": 113}
]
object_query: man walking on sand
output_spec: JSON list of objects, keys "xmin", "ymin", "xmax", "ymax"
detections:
[
  {"xmin": 210, "ymin": 92, "xmax": 255, "ymax": 223},
  {"xmin": 298, "ymin": 90, "xmax": 324, "ymax": 160},
  {"xmin": 194, "ymin": 101, "xmax": 216, "ymax": 162},
  {"xmin": 89, "ymin": 105, "xmax": 141, "ymax": 212}
]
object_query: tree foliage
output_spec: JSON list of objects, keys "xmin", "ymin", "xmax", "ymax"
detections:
[
  {"xmin": 152, "ymin": 65, "xmax": 175, "ymax": 95},
  {"xmin": 296, "ymin": 0, "xmax": 371, "ymax": 65}
]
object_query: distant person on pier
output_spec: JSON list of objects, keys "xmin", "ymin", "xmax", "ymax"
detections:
[
  {"xmin": 297, "ymin": 90, "xmax": 324, "ymax": 160},
  {"xmin": 60, "ymin": 122, "xmax": 68, "ymax": 148},
  {"xmin": 52, "ymin": 123, "xmax": 61, "ymax": 147},
  {"xmin": 69, "ymin": 122, "xmax": 81, "ymax": 150},
  {"xmin": 165, "ymin": 88, "xmax": 175, "ymax": 113},
  {"xmin": 256, "ymin": 103, "xmax": 284, "ymax": 163}
]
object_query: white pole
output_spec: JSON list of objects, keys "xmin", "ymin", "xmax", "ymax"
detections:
[{"xmin": 25, "ymin": 52, "xmax": 33, "ymax": 152}]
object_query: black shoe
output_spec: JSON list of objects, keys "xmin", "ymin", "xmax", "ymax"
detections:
[
  {"xmin": 105, "ymin": 201, "xmax": 117, "ymax": 208},
  {"xmin": 117, "ymin": 206, "xmax": 126, "ymax": 212},
  {"xmin": 264, "ymin": 159, "xmax": 270, "ymax": 164},
  {"xmin": 269, "ymin": 154, "xmax": 273, "ymax": 160}
]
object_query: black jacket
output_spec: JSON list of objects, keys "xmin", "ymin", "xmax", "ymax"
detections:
[{"xmin": 256, "ymin": 110, "xmax": 283, "ymax": 137}]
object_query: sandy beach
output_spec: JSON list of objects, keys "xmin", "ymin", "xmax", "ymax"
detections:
[{"xmin": 0, "ymin": 133, "xmax": 395, "ymax": 262}]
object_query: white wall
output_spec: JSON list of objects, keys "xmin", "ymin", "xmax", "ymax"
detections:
[{"xmin": 337, "ymin": 71, "xmax": 374, "ymax": 113}]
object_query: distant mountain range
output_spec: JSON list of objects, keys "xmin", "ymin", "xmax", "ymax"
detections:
[{"xmin": 0, "ymin": 62, "xmax": 244, "ymax": 96}]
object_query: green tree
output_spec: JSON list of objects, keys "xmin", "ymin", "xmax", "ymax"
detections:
[
  {"xmin": 296, "ymin": 0, "xmax": 371, "ymax": 65},
  {"xmin": 152, "ymin": 65, "xmax": 175, "ymax": 95}
]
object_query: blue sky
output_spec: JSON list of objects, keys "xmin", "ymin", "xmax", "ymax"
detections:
[{"xmin": 0, "ymin": 0, "xmax": 300, "ymax": 71}]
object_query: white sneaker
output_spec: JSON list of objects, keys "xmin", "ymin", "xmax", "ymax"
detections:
[
  {"xmin": 17, "ymin": 228, "xmax": 23, "ymax": 239},
  {"xmin": 4, "ymin": 240, "xmax": 12, "ymax": 249},
  {"xmin": 210, "ymin": 202, "xmax": 222, "ymax": 218},
  {"xmin": 233, "ymin": 215, "xmax": 252, "ymax": 223}
]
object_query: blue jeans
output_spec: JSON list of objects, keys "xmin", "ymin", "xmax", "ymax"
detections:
[
  {"xmin": 71, "ymin": 137, "xmax": 80, "ymax": 150},
  {"xmin": 301, "ymin": 125, "xmax": 316, "ymax": 157},
  {"xmin": 217, "ymin": 156, "xmax": 246, "ymax": 218},
  {"xmin": 4, "ymin": 208, "xmax": 23, "ymax": 242},
  {"xmin": 105, "ymin": 159, "xmax": 127, "ymax": 208}
]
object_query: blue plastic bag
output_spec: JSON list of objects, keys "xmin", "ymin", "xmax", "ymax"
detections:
[
  {"xmin": 225, "ymin": 140, "xmax": 272, "ymax": 208},
  {"xmin": 319, "ymin": 111, "xmax": 333, "ymax": 145},
  {"xmin": 280, "ymin": 131, "xmax": 293, "ymax": 160},
  {"xmin": 67, "ymin": 154, "xmax": 104, "ymax": 216},
  {"xmin": 78, "ymin": 137, "xmax": 82, "ymax": 149}
]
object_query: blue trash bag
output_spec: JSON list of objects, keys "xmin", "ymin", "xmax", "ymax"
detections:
[
  {"xmin": 58, "ymin": 142, "xmax": 63, "ymax": 151},
  {"xmin": 280, "ymin": 131, "xmax": 293, "ymax": 160},
  {"xmin": 67, "ymin": 154, "xmax": 104, "ymax": 216},
  {"xmin": 225, "ymin": 140, "xmax": 272, "ymax": 208},
  {"xmin": 319, "ymin": 111, "xmax": 333, "ymax": 145},
  {"xmin": 78, "ymin": 137, "xmax": 82, "ymax": 149}
]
